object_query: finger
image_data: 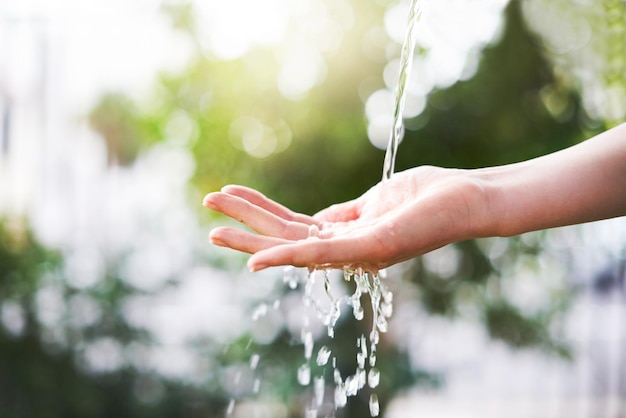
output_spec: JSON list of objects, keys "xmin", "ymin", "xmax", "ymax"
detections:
[
  {"xmin": 220, "ymin": 185, "xmax": 317, "ymax": 225},
  {"xmin": 209, "ymin": 227, "xmax": 294, "ymax": 254},
  {"xmin": 204, "ymin": 192, "xmax": 310, "ymax": 240},
  {"xmin": 247, "ymin": 234, "xmax": 381, "ymax": 272}
]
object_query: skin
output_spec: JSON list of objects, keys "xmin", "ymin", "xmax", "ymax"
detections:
[{"xmin": 203, "ymin": 123, "xmax": 626, "ymax": 272}]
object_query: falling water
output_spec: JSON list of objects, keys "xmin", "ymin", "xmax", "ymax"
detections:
[
  {"xmin": 289, "ymin": 2, "xmax": 424, "ymax": 415},
  {"xmin": 382, "ymin": 0, "xmax": 424, "ymax": 182},
  {"xmin": 237, "ymin": 1, "xmax": 425, "ymax": 416},
  {"xmin": 294, "ymin": 267, "xmax": 393, "ymax": 417}
]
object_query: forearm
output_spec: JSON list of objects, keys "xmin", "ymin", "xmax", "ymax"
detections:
[{"xmin": 477, "ymin": 123, "xmax": 626, "ymax": 237}]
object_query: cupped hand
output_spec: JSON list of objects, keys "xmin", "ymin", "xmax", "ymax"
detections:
[{"xmin": 203, "ymin": 166, "xmax": 488, "ymax": 272}]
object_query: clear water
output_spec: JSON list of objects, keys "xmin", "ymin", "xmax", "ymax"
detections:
[
  {"xmin": 235, "ymin": 1, "xmax": 424, "ymax": 415},
  {"xmin": 369, "ymin": 393, "xmax": 380, "ymax": 417},
  {"xmin": 316, "ymin": 345, "xmax": 331, "ymax": 366},
  {"xmin": 294, "ymin": 268, "xmax": 393, "ymax": 417},
  {"xmin": 382, "ymin": 0, "xmax": 424, "ymax": 182},
  {"xmin": 299, "ymin": 0, "xmax": 425, "ymax": 404}
]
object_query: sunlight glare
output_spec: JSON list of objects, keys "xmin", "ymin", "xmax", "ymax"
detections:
[
  {"xmin": 196, "ymin": 0, "xmax": 289, "ymax": 60},
  {"xmin": 277, "ymin": 41, "xmax": 327, "ymax": 100},
  {"xmin": 366, "ymin": 0, "xmax": 509, "ymax": 148}
]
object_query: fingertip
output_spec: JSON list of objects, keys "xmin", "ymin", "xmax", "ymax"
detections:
[
  {"xmin": 202, "ymin": 192, "xmax": 218, "ymax": 208},
  {"xmin": 249, "ymin": 248, "xmax": 280, "ymax": 272},
  {"xmin": 247, "ymin": 258, "xmax": 268, "ymax": 272},
  {"xmin": 208, "ymin": 227, "xmax": 226, "ymax": 245}
]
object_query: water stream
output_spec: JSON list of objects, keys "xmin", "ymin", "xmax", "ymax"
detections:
[
  {"xmin": 382, "ymin": 0, "xmax": 424, "ymax": 182},
  {"xmin": 293, "ymin": 1, "xmax": 423, "ymax": 416},
  {"xmin": 234, "ymin": 1, "xmax": 424, "ymax": 416},
  {"xmin": 301, "ymin": 0, "xmax": 424, "ymax": 413},
  {"xmin": 299, "ymin": 268, "xmax": 393, "ymax": 417}
]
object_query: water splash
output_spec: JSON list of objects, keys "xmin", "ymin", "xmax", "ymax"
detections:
[
  {"xmin": 368, "ymin": 367, "xmax": 380, "ymax": 388},
  {"xmin": 382, "ymin": 0, "xmax": 424, "ymax": 182},
  {"xmin": 314, "ymin": 376, "xmax": 325, "ymax": 406},
  {"xmin": 316, "ymin": 345, "xmax": 331, "ymax": 366},
  {"xmin": 369, "ymin": 393, "xmax": 380, "ymax": 417},
  {"xmin": 242, "ymin": 3, "xmax": 423, "ymax": 413},
  {"xmin": 298, "ymin": 363, "xmax": 312, "ymax": 386},
  {"xmin": 293, "ymin": 267, "xmax": 393, "ymax": 417}
]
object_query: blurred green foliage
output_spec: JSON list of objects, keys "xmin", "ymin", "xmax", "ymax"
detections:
[
  {"xmin": 2, "ymin": 0, "xmax": 624, "ymax": 417},
  {"xmin": 0, "ymin": 220, "xmax": 232, "ymax": 417}
]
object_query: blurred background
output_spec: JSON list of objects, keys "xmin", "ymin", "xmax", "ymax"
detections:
[{"xmin": 0, "ymin": 0, "xmax": 625, "ymax": 417}]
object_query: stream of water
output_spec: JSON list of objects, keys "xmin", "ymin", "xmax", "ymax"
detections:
[
  {"xmin": 382, "ymin": 0, "xmax": 424, "ymax": 182},
  {"xmin": 292, "ymin": 1, "xmax": 424, "ymax": 415},
  {"xmin": 233, "ymin": 1, "xmax": 424, "ymax": 416}
]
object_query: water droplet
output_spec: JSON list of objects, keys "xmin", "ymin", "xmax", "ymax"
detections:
[
  {"xmin": 381, "ymin": 301, "xmax": 393, "ymax": 318},
  {"xmin": 358, "ymin": 368, "xmax": 367, "ymax": 389},
  {"xmin": 249, "ymin": 353, "xmax": 260, "ymax": 370},
  {"xmin": 334, "ymin": 385, "xmax": 347, "ymax": 408},
  {"xmin": 369, "ymin": 351, "xmax": 377, "ymax": 367},
  {"xmin": 226, "ymin": 399, "xmax": 235, "ymax": 415},
  {"xmin": 303, "ymin": 331, "xmax": 314, "ymax": 360},
  {"xmin": 370, "ymin": 329, "xmax": 379, "ymax": 345},
  {"xmin": 376, "ymin": 315, "xmax": 388, "ymax": 333},
  {"xmin": 305, "ymin": 408, "xmax": 318, "ymax": 418},
  {"xmin": 353, "ymin": 336, "xmax": 366, "ymax": 371},
  {"xmin": 253, "ymin": 378, "xmax": 260, "ymax": 393},
  {"xmin": 298, "ymin": 363, "xmax": 311, "ymax": 386},
  {"xmin": 357, "ymin": 352, "xmax": 366, "ymax": 370},
  {"xmin": 314, "ymin": 376, "xmax": 325, "ymax": 406},
  {"xmin": 368, "ymin": 368, "xmax": 380, "ymax": 388},
  {"xmin": 251, "ymin": 303, "xmax": 268, "ymax": 321},
  {"xmin": 382, "ymin": 288, "xmax": 393, "ymax": 303},
  {"xmin": 345, "ymin": 375, "xmax": 360, "ymax": 397},
  {"xmin": 316, "ymin": 346, "xmax": 331, "ymax": 366},
  {"xmin": 352, "ymin": 300, "xmax": 364, "ymax": 320},
  {"xmin": 333, "ymin": 368, "xmax": 342, "ymax": 385},
  {"xmin": 369, "ymin": 393, "xmax": 380, "ymax": 417},
  {"xmin": 325, "ymin": 301, "xmax": 341, "ymax": 337}
]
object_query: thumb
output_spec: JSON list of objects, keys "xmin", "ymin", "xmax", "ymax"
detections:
[{"xmin": 314, "ymin": 199, "xmax": 362, "ymax": 223}]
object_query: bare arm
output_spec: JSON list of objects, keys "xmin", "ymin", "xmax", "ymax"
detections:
[
  {"xmin": 204, "ymin": 123, "xmax": 626, "ymax": 271},
  {"xmin": 480, "ymin": 122, "xmax": 626, "ymax": 237}
]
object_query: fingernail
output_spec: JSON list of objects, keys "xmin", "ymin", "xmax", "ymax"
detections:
[
  {"xmin": 209, "ymin": 234, "xmax": 225, "ymax": 247},
  {"xmin": 203, "ymin": 193, "xmax": 221, "ymax": 209},
  {"xmin": 248, "ymin": 261, "xmax": 267, "ymax": 272}
]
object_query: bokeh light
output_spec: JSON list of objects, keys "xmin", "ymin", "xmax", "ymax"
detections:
[{"xmin": 364, "ymin": 0, "xmax": 509, "ymax": 148}]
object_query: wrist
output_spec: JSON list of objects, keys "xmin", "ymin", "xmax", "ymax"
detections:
[{"xmin": 467, "ymin": 166, "xmax": 518, "ymax": 238}]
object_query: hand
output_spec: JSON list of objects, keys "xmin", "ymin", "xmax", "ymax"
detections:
[
  {"xmin": 203, "ymin": 166, "xmax": 489, "ymax": 272},
  {"xmin": 204, "ymin": 124, "xmax": 626, "ymax": 272}
]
